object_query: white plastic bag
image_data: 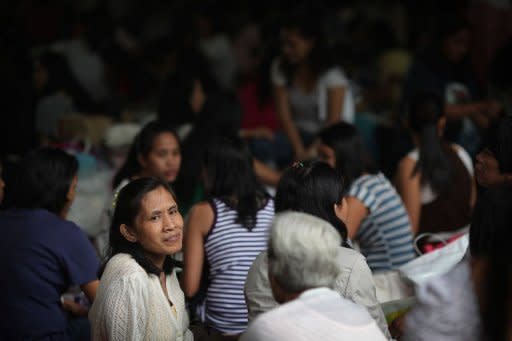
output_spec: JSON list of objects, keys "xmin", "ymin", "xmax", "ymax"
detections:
[{"xmin": 398, "ymin": 233, "xmax": 469, "ymax": 286}]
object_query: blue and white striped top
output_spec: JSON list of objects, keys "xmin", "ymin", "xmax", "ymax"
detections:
[
  {"xmin": 204, "ymin": 197, "xmax": 274, "ymax": 334},
  {"xmin": 349, "ymin": 173, "xmax": 415, "ymax": 272}
]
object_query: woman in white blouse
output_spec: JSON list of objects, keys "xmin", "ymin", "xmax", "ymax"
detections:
[
  {"xmin": 272, "ymin": 4, "xmax": 354, "ymax": 161},
  {"xmin": 89, "ymin": 177, "xmax": 193, "ymax": 341}
]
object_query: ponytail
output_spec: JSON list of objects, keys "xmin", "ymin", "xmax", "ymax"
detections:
[
  {"xmin": 413, "ymin": 124, "xmax": 452, "ymax": 193},
  {"xmin": 408, "ymin": 91, "xmax": 452, "ymax": 192}
]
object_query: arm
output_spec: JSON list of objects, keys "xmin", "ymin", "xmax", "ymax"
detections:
[
  {"xmin": 445, "ymin": 103, "xmax": 493, "ymax": 129},
  {"xmin": 475, "ymin": 150, "xmax": 512, "ymax": 188},
  {"xmin": 239, "ymin": 127, "xmax": 274, "ymax": 140},
  {"xmin": 274, "ymin": 85, "xmax": 305, "ymax": 159},
  {"xmin": 253, "ymin": 159, "xmax": 281, "ymax": 187},
  {"xmin": 81, "ymin": 279, "xmax": 99, "ymax": 302},
  {"xmin": 345, "ymin": 197, "xmax": 369, "ymax": 240},
  {"xmin": 181, "ymin": 202, "xmax": 214, "ymax": 298},
  {"xmin": 326, "ymin": 86, "xmax": 346, "ymax": 125},
  {"xmin": 396, "ymin": 157, "xmax": 422, "ymax": 235}
]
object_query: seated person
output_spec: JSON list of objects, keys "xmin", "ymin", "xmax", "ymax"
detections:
[
  {"xmin": 0, "ymin": 147, "xmax": 99, "ymax": 340},
  {"xmin": 244, "ymin": 161, "xmax": 390, "ymax": 338},
  {"xmin": 396, "ymin": 92, "xmax": 476, "ymax": 235},
  {"xmin": 241, "ymin": 212, "xmax": 386, "ymax": 341},
  {"xmin": 318, "ymin": 122, "xmax": 415, "ymax": 272},
  {"xmin": 89, "ymin": 178, "xmax": 192, "ymax": 340}
]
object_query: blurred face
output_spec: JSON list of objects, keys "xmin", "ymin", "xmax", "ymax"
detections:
[
  {"xmin": 0, "ymin": 165, "xmax": 5, "ymax": 204},
  {"xmin": 124, "ymin": 186, "xmax": 183, "ymax": 268},
  {"xmin": 140, "ymin": 132, "xmax": 181, "ymax": 183},
  {"xmin": 442, "ymin": 28, "xmax": 471, "ymax": 63},
  {"xmin": 190, "ymin": 80, "xmax": 206, "ymax": 114},
  {"xmin": 280, "ymin": 28, "xmax": 314, "ymax": 65},
  {"xmin": 317, "ymin": 143, "xmax": 336, "ymax": 168},
  {"xmin": 33, "ymin": 61, "xmax": 48, "ymax": 92}
]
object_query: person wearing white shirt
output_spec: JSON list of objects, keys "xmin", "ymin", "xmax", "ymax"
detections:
[{"xmin": 241, "ymin": 212, "xmax": 386, "ymax": 341}]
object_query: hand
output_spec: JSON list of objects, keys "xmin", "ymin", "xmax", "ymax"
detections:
[
  {"xmin": 62, "ymin": 299, "xmax": 88, "ymax": 316},
  {"xmin": 484, "ymin": 100, "xmax": 502, "ymax": 120},
  {"xmin": 255, "ymin": 127, "xmax": 274, "ymax": 141},
  {"xmin": 389, "ymin": 314, "xmax": 406, "ymax": 340},
  {"xmin": 475, "ymin": 150, "xmax": 512, "ymax": 188}
]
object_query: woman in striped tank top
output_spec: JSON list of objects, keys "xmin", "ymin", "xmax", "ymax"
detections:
[{"xmin": 182, "ymin": 136, "xmax": 274, "ymax": 336}]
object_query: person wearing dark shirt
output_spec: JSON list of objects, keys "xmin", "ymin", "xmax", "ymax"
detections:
[{"xmin": 0, "ymin": 147, "xmax": 99, "ymax": 340}]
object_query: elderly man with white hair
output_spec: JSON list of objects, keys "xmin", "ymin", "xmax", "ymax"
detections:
[{"xmin": 241, "ymin": 212, "xmax": 386, "ymax": 341}]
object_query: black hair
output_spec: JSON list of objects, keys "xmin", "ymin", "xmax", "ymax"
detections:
[
  {"xmin": 275, "ymin": 160, "xmax": 348, "ymax": 243},
  {"xmin": 278, "ymin": 3, "xmax": 335, "ymax": 85},
  {"xmin": 407, "ymin": 91, "xmax": 452, "ymax": 193},
  {"xmin": 103, "ymin": 177, "xmax": 178, "ymax": 276},
  {"xmin": 485, "ymin": 116, "xmax": 512, "ymax": 174},
  {"xmin": 469, "ymin": 188, "xmax": 512, "ymax": 341},
  {"xmin": 318, "ymin": 122, "xmax": 378, "ymax": 189},
  {"xmin": 113, "ymin": 120, "xmax": 180, "ymax": 189},
  {"xmin": 36, "ymin": 51, "xmax": 93, "ymax": 111},
  {"xmin": 5, "ymin": 147, "xmax": 78, "ymax": 214},
  {"xmin": 435, "ymin": 13, "xmax": 471, "ymax": 43},
  {"xmin": 202, "ymin": 136, "xmax": 267, "ymax": 231},
  {"xmin": 158, "ymin": 48, "xmax": 218, "ymax": 127}
]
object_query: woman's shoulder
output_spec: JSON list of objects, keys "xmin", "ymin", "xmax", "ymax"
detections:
[
  {"xmin": 103, "ymin": 253, "xmax": 148, "ymax": 280},
  {"xmin": 337, "ymin": 246, "xmax": 367, "ymax": 268},
  {"xmin": 450, "ymin": 144, "xmax": 474, "ymax": 175},
  {"xmin": 320, "ymin": 67, "xmax": 349, "ymax": 87}
]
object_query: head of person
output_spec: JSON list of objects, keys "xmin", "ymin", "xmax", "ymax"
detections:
[
  {"xmin": 485, "ymin": 115, "xmax": 512, "ymax": 174},
  {"xmin": 202, "ymin": 135, "xmax": 266, "ymax": 230},
  {"xmin": 275, "ymin": 160, "xmax": 348, "ymax": 243},
  {"xmin": 107, "ymin": 177, "xmax": 183, "ymax": 275},
  {"xmin": 469, "ymin": 188, "xmax": 512, "ymax": 341},
  {"xmin": 0, "ymin": 162, "xmax": 5, "ymax": 205},
  {"xmin": 318, "ymin": 122, "xmax": 378, "ymax": 189},
  {"xmin": 5, "ymin": 147, "xmax": 78, "ymax": 217},
  {"xmin": 268, "ymin": 211, "xmax": 341, "ymax": 303},
  {"xmin": 437, "ymin": 14, "xmax": 471, "ymax": 64},
  {"xmin": 113, "ymin": 121, "xmax": 181, "ymax": 188},
  {"xmin": 279, "ymin": 4, "xmax": 332, "ymax": 76},
  {"xmin": 407, "ymin": 91, "xmax": 452, "ymax": 192}
]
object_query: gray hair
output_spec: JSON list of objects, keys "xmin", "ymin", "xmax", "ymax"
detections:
[{"xmin": 268, "ymin": 211, "xmax": 341, "ymax": 293}]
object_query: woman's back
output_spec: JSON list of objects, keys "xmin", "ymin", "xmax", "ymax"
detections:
[
  {"xmin": 205, "ymin": 197, "xmax": 274, "ymax": 334},
  {"xmin": 407, "ymin": 143, "xmax": 473, "ymax": 233},
  {"xmin": 349, "ymin": 173, "xmax": 415, "ymax": 272}
]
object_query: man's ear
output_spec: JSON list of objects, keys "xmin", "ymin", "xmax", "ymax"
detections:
[
  {"xmin": 120, "ymin": 224, "xmax": 138, "ymax": 243},
  {"xmin": 66, "ymin": 175, "xmax": 78, "ymax": 202},
  {"xmin": 137, "ymin": 153, "xmax": 147, "ymax": 169}
]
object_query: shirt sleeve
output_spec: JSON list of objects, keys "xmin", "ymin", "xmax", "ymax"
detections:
[
  {"xmin": 322, "ymin": 68, "xmax": 349, "ymax": 88},
  {"xmin": 270, "ymin": 59, "xmax": 286, "ymax": 86},
  {"xmin": 244, "ymin": 251, "xmax": 279, "ymax": 321},
  {"xmin": 60, "ymin": 223, "xmax": 100, "ymax": 286},
  {"xmin": 102, "ymin": 274, "xmax": 149, "ymax": 341},
  {"xmin": 453, "ymin": 144, "xmax": 474, "ymax": 176},
  {"xmin": 339, "ymin": 254, "xmax": 391, "ymax": 339},
  {"xmin": 349, "ymin": 181, "xmax": 379, "ymax": 213}
]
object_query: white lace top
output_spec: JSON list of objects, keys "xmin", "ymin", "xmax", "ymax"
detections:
[{"xmin": 89, "ymin": 253, "xmax": 193, "ymax": 341}]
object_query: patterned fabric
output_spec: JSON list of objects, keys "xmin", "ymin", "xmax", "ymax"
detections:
[
  {"xmin": 241, "ymin": 287, "xmax": 387, "ymax": 341},
  {"xmin": 204, "ymin": 198, "xmax": 274, "ymax": 334},
  {"xmin": 349, "ymin": 173, "xmax": 415, "ymax": 272}
]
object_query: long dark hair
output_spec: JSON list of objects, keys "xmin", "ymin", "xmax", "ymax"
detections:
[
  {"xmin": 407, "ymin": 91, "xmax": 452, "ymax": 193},
  {"xmin": 278, "ymin": 3, "xmax": 335, "ymax": 85},
  {"xmin": 5, "ymin": 147, "xmax": 78, "ymax": 215},
  {"xmin": 275, "ymin": 160, "xmax": 348, "ymax": 243},
  {"xmin": 318, "ymin": 122, "xmax": 378, "ymax": 189},
  {"xmin": 113, "ymin": 120, "xmax": 180, "ymax": 188},
  {"xmin": 102, "ymin": 177, "xmax": 178, "ymax": 277},
  {"xmin": 469, "ymin": 188, "xmax": 512, "ymax": 341},
  {"xmin": 485, "ymin": 116, "xmax": 512, "ymax": 174},
  {"xmin": 202, "ymin": 136, "xmax": 267, "ymax": 231}
]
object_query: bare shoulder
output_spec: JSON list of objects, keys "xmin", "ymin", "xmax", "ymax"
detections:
[{"xmin": 186, "ymin": 201, "xmax": 215, "ymax": 235}]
